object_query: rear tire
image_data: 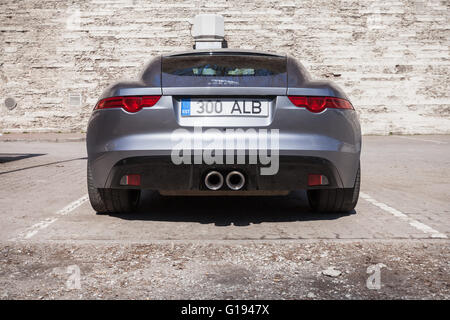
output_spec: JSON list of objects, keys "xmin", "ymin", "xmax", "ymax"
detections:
[
  {"xmin": 87, "ymin": 163, "xmax": 140, "ymax": 214},
  {"xmin": 307, "ymin": 165, "xmax": 360, "ymax": 213}
]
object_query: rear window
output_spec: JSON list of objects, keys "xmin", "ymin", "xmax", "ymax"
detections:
[{"xmin": 162, "ymin": 55, "xmax": 286, "ymax": 87}]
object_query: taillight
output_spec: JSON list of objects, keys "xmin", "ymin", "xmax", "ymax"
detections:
[
  {"xmin": 288, "ymin": 96, "xmax": 353, "ymax": 113},
  {"xmin": 95, "ymin": 96, "xmax": 161, "ymax": 113}
]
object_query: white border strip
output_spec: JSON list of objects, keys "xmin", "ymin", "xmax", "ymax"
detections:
[
  {"xmin": 10, "ymin": 195, "xmax": 88, "ymax": 241},
  {"xmin": 360, "ymin": 192, "xmax": 447, "ymax": 239}
]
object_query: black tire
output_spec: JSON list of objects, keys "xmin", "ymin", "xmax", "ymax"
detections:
[
  {"xmin": 307, "ymin": 165, "xmax": 360, "ymax": 213},
  {"xmin": 87, "ymin": 163, "xmax": 140, "ymax": 214}
]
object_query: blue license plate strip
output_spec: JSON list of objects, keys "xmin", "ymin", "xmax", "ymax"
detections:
[{"xmin": 181, "ymin": 99, "xmax": 191, "ymax": 116}]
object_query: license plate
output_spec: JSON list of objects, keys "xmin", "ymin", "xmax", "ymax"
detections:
[{"xmin": 180, "ymin": 99, "xmax": 269, "ymax": 117}]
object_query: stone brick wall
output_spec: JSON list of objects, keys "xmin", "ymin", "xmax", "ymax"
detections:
[{"xmin": 1, "ymin": 0, "xmax": 449, "ymax": 134}]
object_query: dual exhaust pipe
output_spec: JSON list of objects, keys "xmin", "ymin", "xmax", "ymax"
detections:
[{"xmin": 204, "ymin": 170, "xmax": 245, "ymax": 191}]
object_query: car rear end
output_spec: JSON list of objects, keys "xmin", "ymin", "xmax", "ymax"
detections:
[{"xmin": 86, "ymin": 50, "xmax": 361, "ymax": 213}]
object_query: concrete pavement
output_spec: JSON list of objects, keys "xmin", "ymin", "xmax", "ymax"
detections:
[{"xmin": 0, "ymin": 135, "xmax": 449, "ymax": 299}]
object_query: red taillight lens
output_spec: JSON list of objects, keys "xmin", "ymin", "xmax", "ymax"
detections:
[
  {"xmin": 95, "ymin": 96, "xmax": 161, "ymax": 113},
  {"xmin": 288, "ymin": 96, "xmax": 353, "ymax": 113},
  {"xmin": 126, "ymin": 174, "xmax": 141, "ymax": 186},
  {"xmin": 119, "ymin": 174, "xmax": 141, "ymax": 186},
  {"xmin": 308, "ymin": 174, "xmax": 322, "ymax": 186}
]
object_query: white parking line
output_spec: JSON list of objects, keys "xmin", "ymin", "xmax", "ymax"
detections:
[
  {"xmin": 394, "ymin": 136, "xmax": 448, "ymax": 144},
  {"xmin": 360, "ymin": 192, "xmax": 447, "ymax": 239},
  {"xmin": 10, "ymin": 195, "xmax": 88, "ymax": 241}
]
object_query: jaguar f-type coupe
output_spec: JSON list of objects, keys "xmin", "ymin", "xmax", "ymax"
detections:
[{"xmin": 86, "ymin": 49, "xmax": 361, "ymax": 214}]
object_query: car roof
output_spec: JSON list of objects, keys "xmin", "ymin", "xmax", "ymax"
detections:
[{"xmin": 163, "ymin": 48, "xmax": 286, "ymax": 58}]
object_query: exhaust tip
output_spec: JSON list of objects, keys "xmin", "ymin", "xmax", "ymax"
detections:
[
  {"xmin": 226, "ymin": 171, "xmax": 245, "ymax": 191},
  {"xmin": 204, "ymin": 171, "xmax": 224, "ymax": 190}
]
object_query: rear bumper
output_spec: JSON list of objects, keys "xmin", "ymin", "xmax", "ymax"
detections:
[
  {"xmin": 93, "ymin": 154, "xmax": 352, "ymax": 191},
  {"xmin": 87, "ymin": 97, "xmax": 361, "ymax": 189}
]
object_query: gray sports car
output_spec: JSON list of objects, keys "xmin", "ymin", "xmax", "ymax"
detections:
[{"xmin": 86, "ymin": 49, "xmax": 361, "ymax": 214}]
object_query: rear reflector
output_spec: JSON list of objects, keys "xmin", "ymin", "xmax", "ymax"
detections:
[
  {"xmin": 95, "ymin": 96, "xmax": 161, "ymax": 113},
  {"xmin": 308, "ymin": 174, "xmax": 329, "ymax": 186},
  {"xmin": 288, "ymin": 96, "xmax": 353, "ymax": 113},
  {"xmin": 120, "ymin": 174, "xmax": 141, "ymax": 186}
]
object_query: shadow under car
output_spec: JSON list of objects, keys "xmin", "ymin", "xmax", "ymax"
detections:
[{"xmin": 105, "ymin": 190, "xmax": 356, "ymax": 226}]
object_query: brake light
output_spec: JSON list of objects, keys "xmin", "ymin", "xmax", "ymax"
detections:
[
  {"xmin": 95, "ymin": 96, "xmax": 161, "ymax": 113},
  {"xmin": 288, "ymin": 96, "xmax": 353, "ymax": 113}
]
